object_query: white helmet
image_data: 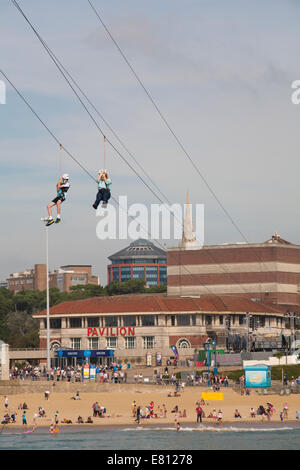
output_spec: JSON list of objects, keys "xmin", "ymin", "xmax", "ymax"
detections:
[{"xmin": 62, "ymin": 173, "xmax": 69, "ymax": 180}]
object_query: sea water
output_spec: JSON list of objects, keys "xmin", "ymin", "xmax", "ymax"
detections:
[{"xmin": 0, "ymin": 424, "xmax": 299, "ymax": 450}]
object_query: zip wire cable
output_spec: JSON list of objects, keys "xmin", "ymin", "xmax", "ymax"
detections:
[
  {"xmin": 1, "ymin": 68, "xmax": 228, "ymax": 304},
  {"xmin": 10, "ymin": 0, "xmax": 254, "ymax": 297},
  {"xmin": 87, "ymin": 0, "xmax": 252, "ymax": 245},
  {"xmin": 11, "ymin": 0, "xmax": 172, "ymax": 207}
]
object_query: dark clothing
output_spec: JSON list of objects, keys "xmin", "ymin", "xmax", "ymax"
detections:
[
  {"xmin": 52, "ymin": 195, "xmax": 65, "ymax": 204},
  {"xmin": 135, "ymin": 407, "xmax": 141, "ymax": 424},
  {"xmin": 94, "ymin": 188, "xmax": 111, "ymax": 208}
]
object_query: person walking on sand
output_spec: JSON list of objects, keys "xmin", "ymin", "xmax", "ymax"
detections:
[{"xmin": 4, "ymin": 396, "xmax": 8, "ymax": 410}]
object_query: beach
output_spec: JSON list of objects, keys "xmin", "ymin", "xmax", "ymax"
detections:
[{"xmin": 1, "ymin": 385, "xmax": 299, "ymax": 430}]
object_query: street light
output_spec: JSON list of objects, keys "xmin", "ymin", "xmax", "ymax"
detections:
[{"xmin": 41, "ymin": 218, "xmax": 50, "ymax": 370}]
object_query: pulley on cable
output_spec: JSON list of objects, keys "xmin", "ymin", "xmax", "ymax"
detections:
[{"xmin": 92, "ymin": 136, "xmax": 112, "ymax": 209}]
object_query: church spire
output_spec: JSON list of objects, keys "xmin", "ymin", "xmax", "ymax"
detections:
[{"xmin": 180, "ymin": 192, "xmax": 199, "ymax": 249}]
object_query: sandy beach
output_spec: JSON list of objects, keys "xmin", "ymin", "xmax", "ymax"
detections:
[{"xmin": 1, "ymin": 386, "xmax": 299, "ymax": 430}]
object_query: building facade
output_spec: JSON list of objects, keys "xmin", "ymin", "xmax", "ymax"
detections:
[
  {"xmin": 7, "ymin": 264, "xmax": 98, "ymax": 294},
  {"xmin": 167, "ymin": 233, "xmax": 300, "ymax": 311},
  {"xmin": 33, "ymin": 293, "xmax": 288, "ymax": 363},
  {"xmin": 107, "ymin": 239, "xmax": 167, "ymax": 287}
]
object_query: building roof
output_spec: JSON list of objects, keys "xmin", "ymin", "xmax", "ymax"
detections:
[
  {"xmin": 264, "ymin": 233, "xmax": 293, "ymax": 245},
  {"xmin": 108, "ymin": 239, "xmax": 166, "ymax": 261},
  {"xmin": 33, "ymin": 294, "xmax": 284, "ymax": 317}
]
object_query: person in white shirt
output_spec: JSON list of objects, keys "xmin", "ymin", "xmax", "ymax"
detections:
[{"xmin": 46, "ymin": 174, "xmax": 70, "ymax": 225}]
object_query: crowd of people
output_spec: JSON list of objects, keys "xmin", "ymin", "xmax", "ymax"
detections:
[
  {"xmin": 8, "ymin": 364, "xmax": 129, "ymax": 384},
  {"xmin": 131, "ymin": 400, "xmax": 169, "ymax": 423}
]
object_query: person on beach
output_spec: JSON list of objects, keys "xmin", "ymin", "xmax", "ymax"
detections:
[
  {"xmin": 196, "ymin": 405, "xmax": 203, "ymax": 424},
  {"xmin": 217, "ymin": 410, "xmax": 223, "ymax": 426},
  {"xmin": 132, "ymin": 400, "xmax": 137, "ymax": 418},
  {"xmin": 174, "ymin": 419, "xmax": 180, "ymax": 432},
  {"xmin": 283, "ymin": 403, "xmax": 288, "ymax": 420},
  {"xmin": 44, "ymin": 390, "xmax": 50, "ymax": 400},
  {"xmin": 234, "ymin": 409, "xmax": 242, "ymax": 418},
  {"xmin": 250, "ymin": 408, "xmax": 256, "ymax": 418},
  {"xmin": 135, "ymin": 406, "xmax": 141, "ymax": 424},
  {"xmin": 22, "ymin": 411, "xmax": 27, "ymax": 429},
  {"xmin": 4, "ymin": 396, "xmax": 8, "ymax": 410}
]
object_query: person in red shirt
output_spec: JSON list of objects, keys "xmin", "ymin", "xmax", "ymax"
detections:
[{"xmin": 196, "ymin": 406, "xmax": 203, "ymax": 423}]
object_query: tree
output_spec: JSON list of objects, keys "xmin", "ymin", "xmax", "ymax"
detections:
[{"xmin": 6, "ymin": 310, "xmax": 39, "ymax": 348}]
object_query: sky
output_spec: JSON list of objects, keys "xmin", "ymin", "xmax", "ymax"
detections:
[{"xmin": 1, "ymin": 0, "xmax": 300, "ymax": 285}]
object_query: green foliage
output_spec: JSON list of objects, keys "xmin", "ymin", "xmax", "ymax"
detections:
[{"xmin": 106, "ymin": 279, "xmax": 145, "ymax": 296}]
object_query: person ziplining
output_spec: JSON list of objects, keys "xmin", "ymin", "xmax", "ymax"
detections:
[
  {"xmin": 46, "ymin": 173, "xmax": 70, "ymax": 226},
  {"xmin": 92, "ymin": 169, "xmax": 111, "ymax": 209}
]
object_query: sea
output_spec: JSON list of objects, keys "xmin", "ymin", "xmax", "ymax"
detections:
[{"xmin": 0, "ymin": 423, "xmax": 299, "ymax": 451}]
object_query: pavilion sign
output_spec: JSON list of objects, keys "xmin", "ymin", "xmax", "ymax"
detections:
[{"xmin": 87, "ymin": 327, "xmax": 135, "ymax": 337}]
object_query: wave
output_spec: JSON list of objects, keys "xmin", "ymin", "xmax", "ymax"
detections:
[{"xmin": 121, "ymin": 425, "xmax": 294, "ymax": 433}]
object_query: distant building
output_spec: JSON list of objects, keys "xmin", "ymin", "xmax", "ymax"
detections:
[
  {"xmin": 168, "ymin": 231, "xmax": 300, "ymax": 310},
  {"xmin": 7, "ymin": 264, "xmax": 99, "ymax": 294},
  {"xmin": 107, "ymin": 239, "xmax": 167, "ymax": 287}
]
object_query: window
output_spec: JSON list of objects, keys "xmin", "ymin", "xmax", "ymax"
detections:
[
  {"xmin": 123, "ymin": 315, "xmax": 136, "ymax": 327},
  {"xmin": 50, "ymin": 318, "xmax": 61, "ymax": 329},
  {"xmin": 171, "ymin": 315, "xmax": 176, "ymax": 326},
  {"xmin": 89, "ymin": 337, "xmax": 99, "ymax": 350},
  {"xmin": 219, "ymin": 315, "xmax": 223, "ymax": 325},
  {"xmin": 141, "ymin": 315, "xmax": 155, "ymax": 326},
  {"xmin": 177, "ymin": 338, "xmax": 191, "ymax": 349},
  {"xmin": 71, "ymin": 338, "xmax": 81, "ymax": 349},
  {"xmin": 205, "ymin": 315, "xmax": 212, "ymax": 326},
  {"xmin": 112, "ymin": 267, "xmax": 119, "ymax": 281},
  {"xmin": 143, "ymin": 336, "xmax": 155, "ymax": 349},
  {"xmin": 105, "ymin": 316, "xmax": 118, "ymax": 327},
  {"xmin": 133, "ymin": 267, "xmax": 145, "ymax": 280},
  {"xmin": 191, "ymin": 314, "xmax": 196, "ymax": 326},
  {"xmin": 70, "ymin": 317, "xmax": 82, "ymax": 328},
  {"xmin": 121, "ymin": 267, "xmax": 132, "ymax": 282},
  {"xmin": 107, "ymin": 337, "xmax": 118, "ymax": 349},
  {"xmin": 177, "ymin": 315, "xmax": 190, "ymax": 326},
  {"xmin": 87, "ymin": 317, "xmax": 99, "ymax": 327},
  {"xmin": 125, "ymin": 337, "xmax": 136, "ymax": 349}
]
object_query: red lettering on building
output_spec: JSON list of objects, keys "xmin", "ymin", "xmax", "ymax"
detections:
[{"xmin": 87, "ymin": 327, "xmax": 135, "ymax": 337}]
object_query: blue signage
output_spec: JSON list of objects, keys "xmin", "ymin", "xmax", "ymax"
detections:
[{"xmin": 56, "ymin": 349, "xmax": 114, "ymax": 358}]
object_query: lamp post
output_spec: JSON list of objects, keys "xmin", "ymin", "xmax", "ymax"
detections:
[{"xmin": 41, "ymin": 218, "xmax": 51, "ymax": 370}]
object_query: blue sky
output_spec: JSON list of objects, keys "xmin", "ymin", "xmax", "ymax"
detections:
[{"xmin": 1, "ymin": 0, "xmax": 300, "ymax": 284}]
